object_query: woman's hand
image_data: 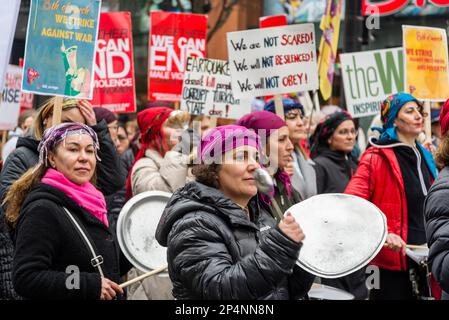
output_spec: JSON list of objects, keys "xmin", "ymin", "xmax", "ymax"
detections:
[
  {"xmin": 78, "ymin": 100, "xmax": 97, "ymax": 126},
  {"xmin": 99, "ymin": 278, "xmax": 123, "ymax": 300},
  {"xmin": 279, "ymin": 212, "xmax": 305, "ymax": 243},
  {"xmin": 385, "ymin": 233, "xmax": 407, "ymax": 255},
  {"xmin": 284, "ymin": 159, "xmax": 295, "ymax": 176}
]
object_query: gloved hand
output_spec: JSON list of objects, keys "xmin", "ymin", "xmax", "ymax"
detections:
[{"xmin": 172, "ymin": 128, "xmax": 201, "ymax": 156}]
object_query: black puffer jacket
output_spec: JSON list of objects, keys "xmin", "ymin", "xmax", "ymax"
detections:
[
  {"xmin": 156, "ymin": 181, "xmax": 315, "ymax": 300},
  {"xmin": 424, "ymin": 166, "xmax": 449, "ymax": 293},
  {"xmin": 12, "ymin": 183, "xmax": 131, "ymax": 300}
]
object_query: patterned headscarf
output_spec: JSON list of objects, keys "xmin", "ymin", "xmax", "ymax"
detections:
[
  {"xmin": 372, "ymin": 92, "xmax": 419, "ymax": 142},
  {"xmin": 309, "ymin": 111, "xmax": 353, "ymax": 158},
  {"xmin": 38, "ymin": 122, "xmax": 100, "ymax": 167},
  {"xmin": 264, "ymin": 98, "xmax": 305, "ymax": 116}
]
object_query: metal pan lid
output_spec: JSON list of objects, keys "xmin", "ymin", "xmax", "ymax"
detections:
[
  {"xmin": 288, "ymin": 194, "xmax": 387, "ymax": 279},
  {"xmin": 117, "ymin": 191, "xmax": 171, "ymax": 273}
]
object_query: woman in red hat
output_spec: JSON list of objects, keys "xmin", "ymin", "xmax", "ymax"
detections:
[{"xmin": 125, "ymin": 106, "xmax": 193, "ymax": 300}]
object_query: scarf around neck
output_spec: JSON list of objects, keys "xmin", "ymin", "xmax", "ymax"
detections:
[{"xmin": 42, "ymin": 168, "xmax": 109, "ymax": 227}]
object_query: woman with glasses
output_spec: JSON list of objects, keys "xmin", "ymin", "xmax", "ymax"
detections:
[
  {"xmin": 346, "ymin": 93, "xmax": 437, "ymax": 300},
  {"xmin": 309, "ymin": 111, "xmax": 358, "ymax": 195},
  {"xmin": 264, "ymin": 98, "xmax": 317, "ymax": 201},
  {"xmin": 309, "ymin": 111, "xmax": 366, "ymax": 299}
]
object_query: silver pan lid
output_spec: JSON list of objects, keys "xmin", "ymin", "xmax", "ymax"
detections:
[
  {"xmin": 117, "ymin": 191, "xmax": 171, "ymax": 273},
  {"xmin": 287, "ymin": 193, "xmax": 387, "ymax": 278}
]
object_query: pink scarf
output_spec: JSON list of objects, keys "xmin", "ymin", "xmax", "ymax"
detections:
[{"xmin": 42, "ymin": 169, "xmax": 109, "ymax": 227}]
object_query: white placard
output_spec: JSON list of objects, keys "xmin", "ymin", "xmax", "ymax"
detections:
[
  {"xmin": 340, "ymin": 48, "xmax": 404, "ymax": 118},
  {"xmin": 0, "ymin": 65, "xmax": 22, "ymax": 131},
  {"xmin": 227, "ymin": 23, "xmax": 318, "ymax": 99},
  {"xmin": 181, "ymin": 57, "xmax": 251, "ymax": 119},
  {"xmin": 0, "ymin": 0, "xmax": 21, "ymax": 91}
]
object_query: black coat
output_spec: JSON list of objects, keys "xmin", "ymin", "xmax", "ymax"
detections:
[
  {"xmin": 156, "ymin": 181, "xmax": 315, "ymax": 300},
  {"xmin": 424, "ymin": 166, "xmax": 449, "ymax": 293},
  {"xmin": 106, "ymin": 148, "xmax": 135, "ymax": 232},
  {"xmin": 12, "ymin": 183, "xmax": 131, "ymax": 300},
  {"xmin": 312, "ymin": 148, "xmax": 358, "ymax": 194}
]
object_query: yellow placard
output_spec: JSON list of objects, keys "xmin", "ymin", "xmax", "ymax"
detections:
[{"xmin": 403, "ymin": 25, "xmax": 449, "ymax": 101}]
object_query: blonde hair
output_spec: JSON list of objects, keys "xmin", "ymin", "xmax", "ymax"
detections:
[
  {"xmin": 3, "ymin": 165, "xmax": 47, "ymax": 227},
  {"xmin": 164, "ymin": 110, "xmax": 190, "ymax": 128},
  {"xmin": 33, "ymin": 97, "xmax": 80, "ymax": 140}
]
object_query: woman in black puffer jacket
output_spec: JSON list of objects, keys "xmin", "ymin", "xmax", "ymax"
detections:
[
  {"xmin": 424, "ymin": 100, "xmax": 449, "ymax": 300},
  {"xmin": 156, "ymin": 125, "xmax": 314, "ymax": 300}
]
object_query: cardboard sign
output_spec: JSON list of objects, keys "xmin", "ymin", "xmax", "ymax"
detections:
[
  {"xmin": 180, "ymin": 57, "xmax": 251, "ymax": 119},
  {"xmin": 0, "ymin": 0, "xmax": 21, "ymax": 91},
  {"xmin": 22, "ymin": 0, "xmax": 101, "ymax": 99},
  {"xmin": 1, "ymin": 65, "xmax": 22, "ymax": 130},
  {"xmin": 91, "ymin": 12, "xmax": 136, "ymax": 113},
  {"xmin": 403, "ymin": 25, "xmax": 449, "ymax": 101},
  {"xmin": 227, "ymin": 23, "xmax": 318, "ymax": 99},
  {"xmin": 340, "ymin": 48, "xmax": 404, "ymax": 118},
  {"xmin": 148, "ymin": 12, "xmax": 208, "ymax": 102}
]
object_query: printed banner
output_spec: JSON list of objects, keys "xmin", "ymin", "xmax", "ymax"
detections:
[
  {"xmin": 148, "ymin": 12, "xmax": 208, "ymax": 102},
  {"xmin": 1, "ymin": 65, "xmax": 22, "ymax": 130},
  {"xmin": 0, "ymin": 0, "xmax": 21, "ymax": 91},
  {"xmin": 180, "ymin": 57, "xmax": 251, "ymax": 119},
  {"xmin": 403, "ymin": 25, "xmax": 449, "ymax": 101},
  {"xmin": 340, "ymin": 48, "xmax": 404, "ymax": 118},
  {"xmin": 22, "ymin": 0, "xmax": 101, "ymax": 99},
  {"xmin": 227, "ymin": 23, "xmax": 318, "ymax": 99},
  {"xmin": 91, "ymin": 12, "xmax": 136, "ymax": 113}
]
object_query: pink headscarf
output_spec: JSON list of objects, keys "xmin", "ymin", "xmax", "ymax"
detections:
[{"xmin": 199, "ymin": 125, "xmax": 260, "ymax": 164}]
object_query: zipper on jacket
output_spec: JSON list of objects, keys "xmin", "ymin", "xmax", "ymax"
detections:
[{"xmin": 412, "ymin": 146, "xmax": 428, "ymax": 196}]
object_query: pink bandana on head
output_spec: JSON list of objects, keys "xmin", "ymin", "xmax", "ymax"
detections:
[
  {"xmin": 199, "ymin": 125, "xmax": 260, "ymax": 164},
  {"xmin": 42, "ymin": 168, "xmax": 109, "ymax": 227}
]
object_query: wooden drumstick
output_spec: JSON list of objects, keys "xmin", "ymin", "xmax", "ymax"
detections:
[
  {"xmin": 383, "ymin": 243, "xmax": 427, "ymax": 250},
  {"xmin": 119, "ymin": 265, "xmax": 168, "ymax": 289}
]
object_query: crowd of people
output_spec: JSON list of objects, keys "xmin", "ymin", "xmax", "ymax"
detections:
[{"xmin": 0, "ymin": 92, "xmax": 449, "ymax": 301}]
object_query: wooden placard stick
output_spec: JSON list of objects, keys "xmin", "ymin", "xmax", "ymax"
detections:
[
  {"xmin": 423, "ymin": 100, "xmax": 432, "ymax": 143},
  {"xmin": 210, "ymin": 116, "xmax": 218, "ymax": 128},
  {"xmin": 274, "ymin": 94, "xmax": 285, "ymax": 120},
  {"xmin": 52, "ymin": 97, "xmax": 64, "ymax": 126}
]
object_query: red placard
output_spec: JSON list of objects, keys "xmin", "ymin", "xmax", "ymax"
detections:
[
  {"xmin": 148, "ymin": 12, "xmax": 208, "ymax": 102},
  {"xmin": 91, "ymin": 12, "xmax": 136, "ymax": 114},
  {"xmin": 259, "ymin": 15, "xmax": 287, "ymax": 28}
]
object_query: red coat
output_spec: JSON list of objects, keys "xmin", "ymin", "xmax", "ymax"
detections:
[{"xmin": 345, "ymin": 146, "xmax": 432, "ymax": 271}]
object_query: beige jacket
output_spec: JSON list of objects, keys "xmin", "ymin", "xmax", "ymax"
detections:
[
  {"xmin": 127, "ymin": 148, "xmax": 192, "ymax": 300},
  {"xmin": 131, "ymin": 149, "xmax": 193, "ymax": 195}
]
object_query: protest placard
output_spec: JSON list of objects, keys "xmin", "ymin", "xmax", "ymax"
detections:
[
  {"xmin": 0, "ymin": 0, "xmax": 21, "ymax": 91},
  {"xmin": 1, "ymin": 65, "xmax": 22, "ymax": 130},
  {"xmin": 227, "ymin": 23, "xmax": 318, "ymax": 99},
  {"xmin": 91, "ymin": 12, "xmax": 136, "ymax": 113},
  {"xmin": 180, "ymin": 57, "xmax": 251, "ymax": 119},
  {"xmin": 22, "ymin": 0, "xmax": 101, "ymax": 99},
  {"xmin": 148, "ymin": 12, "xmax": 208, "ymax": 102},
  {"xmin": 403, "ymin": 25, "xmax": 449, "ymax": 101},
  {"xmin": 340, "ymin": 48, "xmax": 404, "ymax": 118}
]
